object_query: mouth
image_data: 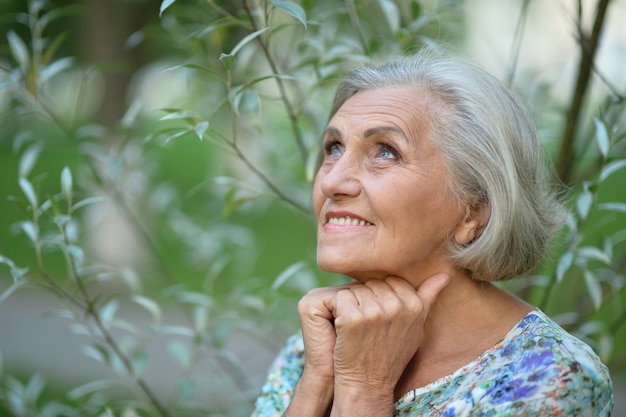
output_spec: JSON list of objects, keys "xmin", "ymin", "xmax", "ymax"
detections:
[
  {"xmin": 325, "ymin": 211, "xmax": 374, "ymax": 227},
  {"xmin": 327, "ymin": 216, "xmax": 372, "ymax": 226}
]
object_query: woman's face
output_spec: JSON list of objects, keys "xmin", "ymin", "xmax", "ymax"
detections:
[{"xmin": 313, "ymin": 87, "xmax": 469, "ymax": 285}]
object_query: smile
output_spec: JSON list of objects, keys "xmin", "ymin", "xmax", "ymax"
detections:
[{"xmin": 327, "ymin": 216, "xmax": 373, "ymax": 226}]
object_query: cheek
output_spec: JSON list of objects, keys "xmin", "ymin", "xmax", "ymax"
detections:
[{"xmin": 311, "ymin": 172, "xmax": 325, "ymax": 217}]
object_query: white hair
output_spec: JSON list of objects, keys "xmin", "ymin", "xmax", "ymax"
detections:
[{"xmin": 329, "ymin": 50, "xmax": 565, "ymax": 281}]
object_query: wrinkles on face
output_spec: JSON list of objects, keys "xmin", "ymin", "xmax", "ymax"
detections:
[{"xmin": 313, "ymin": 87, "xmax": 465, "ymax": 284}]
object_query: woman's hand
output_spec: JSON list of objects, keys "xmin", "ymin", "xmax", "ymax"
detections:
[
  {"xmin": 283, "ymin": 286, "xmax": 347, "ymax": 417},
  {"xmin": 287, "ymin": 273, "xmax": 449, "ymax": 417},
  {"xmin": 330, "ymin": 273, "xmax": 450, "ymax": 416}
]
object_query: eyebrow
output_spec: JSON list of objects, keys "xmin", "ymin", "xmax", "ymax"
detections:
[
  {"xmin": 364, "ymin": 126, "xmax": 408, "ymax": 142},
  {"xmin": 323, "ymin": 125, "xmax": 409, "ymax": 142}
]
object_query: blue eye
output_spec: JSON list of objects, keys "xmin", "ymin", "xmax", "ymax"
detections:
[
  {"xmin": 325, "ymin": 142, "xmax": 342, "ymax": 156},
  {"xmin": 378, "ymin": 145, "xmax": 398, "ymax": 159}
]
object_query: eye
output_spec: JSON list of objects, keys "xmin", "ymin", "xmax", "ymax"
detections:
[
  {"xmin": 377, "ymin": 144, "xmax": 399, "ymax": 160},
  {"xmin": 324, "ymin": 141, "xmax": 343, "ymax": 157}
]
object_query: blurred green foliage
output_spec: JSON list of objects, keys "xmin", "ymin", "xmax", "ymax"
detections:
[{"xmin": 0, "ymin": 0, "xmax": 624, "ymax": 416}]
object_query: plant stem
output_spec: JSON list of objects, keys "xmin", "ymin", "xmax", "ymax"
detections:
[
  {"xmin": 59, "ymin": 226, "xmax": 173, "ymax": 417},
  {"xmin": 555, "ymin": 0, "xmax": 613, "ymax": 184},
  {"xmin": 243, "ymin": 0, "xmax": 308, "ymax": 163}
]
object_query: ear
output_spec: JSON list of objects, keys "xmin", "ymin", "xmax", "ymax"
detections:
[{"xmin": 453, "ymin": 201, "xmax": 490, "ymax": 246}]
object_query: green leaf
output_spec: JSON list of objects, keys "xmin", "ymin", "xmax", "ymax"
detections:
[
  {"xmin": 0, "ymin": 281, "xmax": 26, "ymax": 305},
  {"xmin": 19, "ymin": 177, "xmax": 38, "ymax": 208},
  {"xmin": 163, "ymin": 63, "xmax": 225, "ymax": 83},
  {"xmin": 583, "ymin": 270, "xmax": 603, "ymax": 310},
  {"xmin": 219, "ymin": 53, "xmax": 235, "ymax": 70},
  {"xmin": 160, "ymin": 0, "xmax": 176, "ymax": 17},
  {"xmin": 68, "ymin": 379, "xmax": 119, "ymax": 400},
  {"xmin": 132, "ymin": 349, "xmax": 148, "ymax": 377},
  {"xmin": 379, "ymin": 0, "xmax": 401, "ymax": 33},
  {"xmin": 132, "ymin": 295, "xmax": 162, "ymax": 324},
  {"xmin": 194, "ymin": 121, "xmax": 209, "ymax": 140},
  {"xmin": 555, "ymin": 251, "xmax": 574, "ymax": 283},
  {"xmin": 228, "ymin": 27, "xmax": 271, "ymax": 58},
  {"xmin": 594, "ymin": 118, "xmax": 610, "ymax": 159},
  {"xmin": 7, "ymin": 31, "xmax": 30, "ymax": 70},
  {"xmin": 99, "ymin": 299, "xmax": 119, "ymax": 325},
  {"xmin": 73, "ymin": 196, "xmax": 106, "ymax": 210},
  {"xmin": 25, "ymin": 373, "xmax": 46, "ymax": 402},
  {"xmin": 600, "ymin": 159, "xmax": 626, "ymax": 182},
  {"xmin": 597, "ymin": 202, "xmax": 626, "ymax": 213},
  {"xmin": 18, "ymin": 143, "xmax": 42, "ymax": 178},
  {"xmin": 168, "ymin": 340, "xmax": 191, "ymax": 369},
  {"xmin": 61, "ymin": 166, "xmax": 72, "ymax": 205},
  {"xmin": 20, "ymin": 221, "xmax": 38, "ymax": 243},
  {"xmin": 270, "ymin": 0, "xmax": 307, "ymax": 28},
  {"xmin": 577, "ymin": 246, "xmax": 611, "ymax": 265},
  {"xmin": 576, "ymin": 187, "xmax": 593, "ymax": 220},
  {"xmin": 81, "ymin": 345, "xmax": 109, "ymax": 364},
  {"xmin": 272, "ymin": 261, "xmax": 307, "ymax": 290}
]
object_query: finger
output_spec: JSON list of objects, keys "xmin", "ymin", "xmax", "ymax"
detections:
[{"xmin": 415, "ymin": 273, "xmax": 450, "ymax": 314}]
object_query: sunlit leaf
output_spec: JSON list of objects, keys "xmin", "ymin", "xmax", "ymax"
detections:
[
  {"xmin": 73, "ymin": 196, "xmax": 106, "ymax": 211},
  {"xmin": 132, "ymin": 295, "xmax": 162, "ymax": 324},
  {"xmin": 99, "ymin": 299, "xmax": 119, "ymax": 325},
  {"xmin": 176, "ymin": 291, "xmax": 213, "ymax": 307},
  {"xmin": 594, "ymin": 118, "xmax": 610, "ymax": 159},
  {"xmin": 272, "ymin": 261, "xmax": 307, "ymax": 290},
  {"xmin": 20, "ymin": 221, "xmax": 38, "ymax": 243},
  {"xmin": 168, "ymin": 340, "xmax": 191, "ymax": 369},
  {"xmin": 160, "ymin": 0, "xmax": 176, "ymax": 16},
  {"xmin": 379, "ymin": 0, "xmax": 401, "ymax": 33},
  {"xmin": 597, "ymin": 202, "xmax": 626, "ymax": 213},
  {"xmin": 39, "ymin": 57, "xmax": 74, "ymax": 84},
  {"xmin": 194, "ymin": 121, "xmax": 209, "ymax": 140},
  {"xmin": 0, "ymin": 281, "xmax": 26, "ymax": 305},
  {"xmin": 583, "ymin": 270, "xmax": 603, "ymax": 310},
  {"xmin": 600, "ymin": 159, "xmax": 626, "ymax": 182},
  {"xmin": 576, "ymin": 187, "xmax": 593, "ymax": 220},
  {"xmin": 68, "ymin": 379, "xmax": 119, "ymax": 400},
  {"xmin": 132, "ymin": 349, "xmax": 148, "ymax": 377},
  {"xmin": 19, "ymin": 177, "xmax": 37, "ymax": 208},
  {"xmin": 578, "ymin": 246, "xmax": 611, "ymax": 265},
  {"xmin": 18, "ymin": 143, "xmax": 42, "ymax": 178},
  {"xmin": 7, "ymin": 31, "xmax": 30, "ymax": 70},
  {"xmin": 81, "ymin": 345, "xmax": 108, "ymax": 364},
  {"xmin": 270, "ymin": 0, "xmax": 307, "ymax": 28},
  {"xmin": 555, "ymin": 251, "xmax": 574, "ymax": 283},
  {"xmin": 61, "ymin": 166, "xmax": 72, "ymax": 205},
  {"xmin": 228, "ymin": 27, "xmax": 271, "ymax": 58},
  {"xmin": 25, "ymin": 373, "xmax": 46, "ymax": 402}
]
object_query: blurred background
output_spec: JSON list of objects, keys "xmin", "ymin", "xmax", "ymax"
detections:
[{"xmin": 0, "ymin": 0, "xmax": 625, "ymax": 416}]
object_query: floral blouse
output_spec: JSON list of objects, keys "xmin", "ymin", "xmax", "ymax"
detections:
[{"xmin": 252, "ymin": 310, "xmax": 614, "ymax": 416}]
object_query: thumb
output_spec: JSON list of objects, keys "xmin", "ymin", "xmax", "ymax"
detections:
[{"xmin": 416, "ymin": 273, "xmax": 450, "ymax": 313}]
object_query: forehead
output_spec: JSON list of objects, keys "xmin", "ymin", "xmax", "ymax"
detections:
[
  {"xmin": 328, "ymin": 87, "xmax": 439, "ymax": 150},
  {"xmin": 330, "ymin": 87, "xmax": 432, "ymax": 132}
]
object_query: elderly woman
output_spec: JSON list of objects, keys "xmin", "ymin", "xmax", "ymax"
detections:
[{"xmin": 252, "ymin": 51, "xmax": 614, "ymax": 416}]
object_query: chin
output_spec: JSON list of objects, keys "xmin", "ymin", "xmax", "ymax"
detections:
[{"xmin": 317, "ymin": 257, "xmax": 386, "ymax": 283}]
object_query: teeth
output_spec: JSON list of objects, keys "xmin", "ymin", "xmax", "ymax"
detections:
[{"xmin": 328, "ymin": 217, "xmax": 370, "ymax": 226}]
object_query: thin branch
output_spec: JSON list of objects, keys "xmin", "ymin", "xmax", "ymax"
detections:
[
  {"xmin": 506, "ymin": 0, "xmax": 531, "ymax": 86},
  {"xmin": 243, "ymin": 0, "xmax": 308, "ymax": 163},
  {"xmin": 59, "ymin": 226, "xmax": 173, "ymax": 417},
  {"xmin": 556, "ymin": 0, "xmax": 613, "ymax": 184}
]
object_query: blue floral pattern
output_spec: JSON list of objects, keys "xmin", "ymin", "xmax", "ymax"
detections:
[{"xmin": 252, "ymin": 310, "xmax": 613, "ymax": 416}]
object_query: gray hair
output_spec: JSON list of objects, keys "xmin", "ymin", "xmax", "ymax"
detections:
[{"xmin": 329, "ymin": 50, "xmax": 565, "ymax": 281}]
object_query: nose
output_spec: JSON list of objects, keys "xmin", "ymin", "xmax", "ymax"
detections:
[{"xmin": 319, "ymin": 153, "xmax": 362, "ymax": 200}]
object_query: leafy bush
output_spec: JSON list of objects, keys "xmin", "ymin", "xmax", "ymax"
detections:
[{"xmin": 0, "ymin": 0, "xmax": 624, "ymax": 416}]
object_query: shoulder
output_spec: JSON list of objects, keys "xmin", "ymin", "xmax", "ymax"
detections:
[
  {"xmin": 396, "ymin": 310, "xmax": 614, "ymax": 416},
  {"xmin": 475, "ymin": 310, "xmax": 614, "ymax": 415}
]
